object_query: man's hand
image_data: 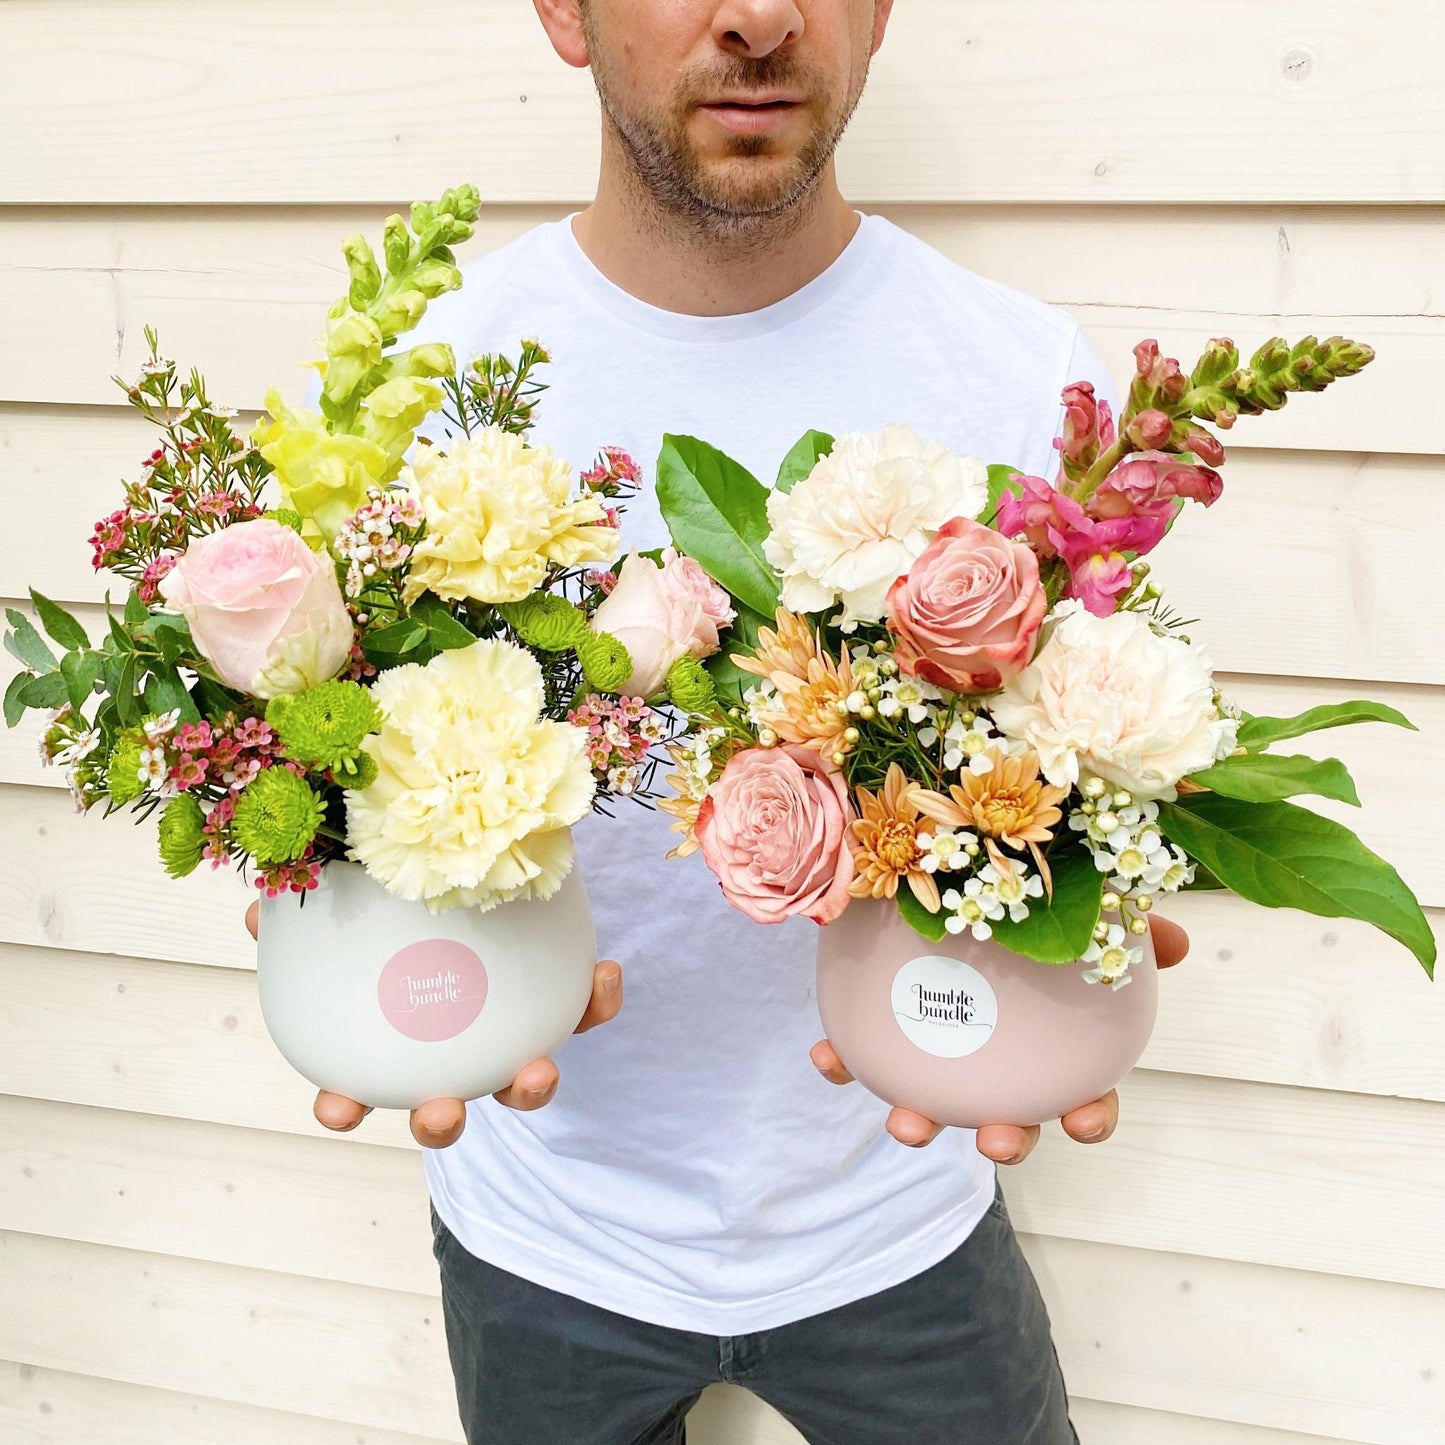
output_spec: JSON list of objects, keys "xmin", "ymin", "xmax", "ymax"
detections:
[
  {"xmin": 244, "ymin": 901, "xmax": 623, "ymax": 1149},
  {"xmin": 810, "ymin": 913, "xmax": 1189, "ymax": 1160}
]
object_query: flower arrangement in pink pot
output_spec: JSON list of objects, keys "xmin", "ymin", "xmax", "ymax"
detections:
[
  {"xmin": 3, "ymin": 190, "xmax": 715, "ymax": 1110},
  {"xmin": 653, "ymin": 338, "xmax": 1434, "ymax": 1128}
]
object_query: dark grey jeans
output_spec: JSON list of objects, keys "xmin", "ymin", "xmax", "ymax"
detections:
[{"xmin": 429, "ymin": 1182, "xmax": 1079, "ymax": 1445}]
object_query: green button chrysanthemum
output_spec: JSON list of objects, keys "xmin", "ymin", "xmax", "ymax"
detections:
[
  {"xmin": 499, "ymin": 593, "xmax": 589, "ymax": 652},
  {"xmin": 266, "ymin": 680, "xmax": 382, "ymax": 771},
  {"xmin": 231, "ymin": 767, "xmax": 326, "ymax": 864},
  {"xmin": 665, "ymin": 655, "xmax": 716, "ymax": 715},
  {"xmin": 105, "ymin": 731, "xmax": 146, "ymax": 806},
  {"xmin": 157, "ymin": 794, "xmax": 207, "ymax": 878},
  {"xmin": 576, "ymin": 630, "xmax": 632, "ymax": 693}
]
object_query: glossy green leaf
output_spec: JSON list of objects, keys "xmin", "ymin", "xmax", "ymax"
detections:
[
  {"xmin": 656, "ymin": 435, "xmax": 780, "ymax": 619},
  {"xmin": 1237, "ymin": 699, "xmax": 1414, "ymax": 751},
  {"xmin": 705, "ymin": 601, "xmax": 770, "ymax": 706},
  {"xmin": 897, "ymin": 877, "xmax": 949, "ymax": 942},
  {"xmin": 1157, "ymin": 795, "xmax": 1434, "ymax": 975},
  {"xmin": 989, "ymin": 845, "xmax": 1106, "ymax": 963},
  {"xmin": 360, "ymin": 619, "xmax": 428, "ymax": 658},
  {"xmin": 29, "ymin": 589, "xmax": 90, "ymax": 652},
  {"xmin": 774, "ymin": 430, "xmax": 834, "ymax": 494},
  {"xmin": 1188, "ymin": 751, "xmax": 1359, "ymax": 807},
  {"xmin": 981, "ymin": 463, "xmax": 1025, "ymax": 527}
]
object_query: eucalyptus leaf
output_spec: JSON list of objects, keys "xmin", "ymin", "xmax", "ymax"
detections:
[
  {"xmin": 774, "ymin": 430, "xmax": 834, "ymax": 494},
  {"xmin": 107, "ymin": 610, "xmax": 135, "ymax": 654},
  {"xmin": 4, "ymin": 671, "xmax": 28, "ymax": 728},
  {"xmin": 124, "ymin": 589, "xmax": 149, "ymax": 627},
  {"xmin": 410, "ymin": 594, "xmax": 478, "ymax": 651},
  {"xmin": 5, "ymin": 610, "xmax": 58, "ymax": 674},
  {"xmin": 30, "ymin": 589, "xmax": 90, "ymax": 652},
  {"xmin": 1188, "ymin": 752, "xmax": 1360, "ymax": 807},
  {"xmin": 989, "ymin": 846, "xmax": 1105, "ymax": 963},
  {"xmin": 1237, "ymin": 700, "xmax": 1414, "ymax": 751},
  {"xmin": 897, "ymin": 877, "xmax": 948, "ymax": 942},
  {"xmin": 1157, "ymin": 795, "xmax": 1435, "ymax": 975},
  {"xmin": 656, "ymin": 435, "xmax": 781, "ymax": 619},
  {"xmin": 60, "ymin": 650, "xmax": 102, "ymax": 715},
  {"xmin": 116, "ymin": 655, "xmax": 141, "ymax": 728},
  {"xmin": 143, "ymin": 666, "xmax": 200, "ymax": 723},
  {"xmin": 16, "ymin": 671, "xmax": 68, "ymax": 711},
  {"xmin": 361, "ymin": 619, "xmax": 428, "ymax": 658}
]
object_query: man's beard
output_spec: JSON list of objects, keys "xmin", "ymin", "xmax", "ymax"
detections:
[{"xmin": 584, "ymin": 31, "xmax": 867, "ymax": 236}]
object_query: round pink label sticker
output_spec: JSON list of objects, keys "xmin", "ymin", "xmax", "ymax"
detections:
[{"xmin": 377, "ymin": 940, "xmax": 488, "ymax": 1043}]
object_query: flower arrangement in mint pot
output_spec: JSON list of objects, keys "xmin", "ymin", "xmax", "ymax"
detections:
[
  {"xmin": 2, "ymin": 188, "xmax": 716, "ymax": 1110},
  {"xmin": 648, "ymin": 334, "xmax": 1434, "ymax": 1129}
]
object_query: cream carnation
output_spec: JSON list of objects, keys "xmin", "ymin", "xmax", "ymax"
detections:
[
  {"xmin": 345, "ymin": 640, "xmax": 596, "ymax": 912},
  {"xmin": 763, "ymin": 426, "xmax": 989, "ymax": 624},
  {"xmin": 990, "ymin": 609, "xmax": 1237, "ymax": 799},
  {"xmin": 402, "ymin": 428, "xmax": 619, "ymax": 605}
]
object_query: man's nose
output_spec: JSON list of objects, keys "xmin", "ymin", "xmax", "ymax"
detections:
[{"xmin": 712, "ymin": 0, "xmax": 805, "ymax": 59}]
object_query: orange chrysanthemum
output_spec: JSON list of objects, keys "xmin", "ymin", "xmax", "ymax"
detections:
[
  {"xmin": 847, "ymin": 763, "xmax": 941, "ymax": 913},
  {"xmin": 913, "ymin": 747, "xmax": 1066, "ymax": 889},
  {"xmin": 759, "ymin": 646, "xmax": 855, "ymax": 757},
  {"xmin": 735, "ymin": 607, "xmax": 820, "ymax": 685}
]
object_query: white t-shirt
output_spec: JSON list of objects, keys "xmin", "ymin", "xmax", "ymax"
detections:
[{"xmin": 411, "ymin": 211, "xmax": 1116, "ymax": 1334}]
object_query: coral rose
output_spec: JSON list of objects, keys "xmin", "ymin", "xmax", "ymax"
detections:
[
  {"xmin": 589, "ymin": 552, "xmax": 725, "ymax": 698},
  {"xmin": 159, "ymin": 518, "xmax": 353, "ymax": 698},
  {"xmin": 696, "ymin": 745, "xmax": 855, "ymax": 925},
  {"xmin": 886, "ymin": 516, "xmax": 1046, "ymax": 693}
]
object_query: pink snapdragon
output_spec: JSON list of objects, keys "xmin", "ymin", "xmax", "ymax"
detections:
[
  {"xmin": 1056, "ymin": 381, "xmax": 1116, "ymax": 472},
  {"xmin": 1089, "ymin": 452, "xmax": 1223, "ymax": 521}
]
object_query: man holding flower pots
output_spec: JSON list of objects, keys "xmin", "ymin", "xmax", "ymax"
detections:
[{"xmin": 249, "ymin": 1, "xmax": 1189, "ymax": 1440}]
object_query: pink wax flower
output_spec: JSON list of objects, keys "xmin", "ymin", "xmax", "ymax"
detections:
[
  {"xmin": 886, "ymin": 516, "xmax": 1046, "ymax": 693},
  {"xmin": 696, "ymin": 745, "xmax": 855, "ymax": 926}
]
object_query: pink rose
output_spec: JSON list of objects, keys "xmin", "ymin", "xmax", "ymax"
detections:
[
  {"xmin": 659, "ymin": 547, "xmax": 737, "ymax": 632},
  {"xmin": 588, "ymin": 551, "xmax": 725, "ymax": 698},
  {"xmin": 160, "ymin": 518, "xmax": 353, "ymax": 698},
  {"xmin": 885, "ymin": 516, "xmax": 1046, "ymax": 693},
  {"xmin": 696, "ymin": 745, "xmax": 855, "ymax": 925}
]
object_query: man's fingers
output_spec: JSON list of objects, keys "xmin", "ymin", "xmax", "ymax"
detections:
[
  {"xmin": 409, "ymin": 1097, "xmax": 468, "ymax": 1148},
  {"xmin": 810, "ymin": 1039, "xmax": 856, "ymax": 1085},
  {"xmin": 574, "ymin": 959, "xmax": 623, "ymax": 1034},
  {"xmin": 975, "ymin": 1122, "xmax": 1042, "ymax": 1165},
  {"xmin": 244, "ymin": 901, "xmax": 259, "ymax": 940},
  {"xmin": 493, "ymin": 1056, "xmax": 560, "ymax": 1113},
  {"xmin": 1149, "ymin": 913, "xmax": 1189, "ymax": 969},
  {"xmin": 314, "ymin": 1090, "xmax": 371, "ymax": 1133},
  {"xmin": 887, "ymin": 1107, "xmax": 945, "ymax": 1148},
  {"xmin": 1061, "ymin": 1088, "xmax": 1119, "ymax": 1144}
]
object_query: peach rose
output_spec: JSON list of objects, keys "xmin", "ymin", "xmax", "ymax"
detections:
[
  {"xmin": 886, "ymin": 516, "xmax": 1046, "ymax": 694},
  {"xmin": 160, "ymin": 518, "xmax": 353, "ymax": 698},
  {"xmin": 588, "ymin": 551, "xmax": 725, "ymax": 698},
  {"xmin": 696, "ymin": 744, "xmax": 855, "ymax": 925}
]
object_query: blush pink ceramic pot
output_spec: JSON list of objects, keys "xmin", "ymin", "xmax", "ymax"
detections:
[
  {"xmin": 256, "ymin": 861, "xmax": 596, "ymax": 1109},
  {"xmin": 815, "ymin": 899, "xmax": 1158, "ymax": 1128}
]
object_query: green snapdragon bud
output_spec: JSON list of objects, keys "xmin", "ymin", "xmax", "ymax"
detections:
[
  {"xmin": 342, "ymin": 234, "xmax": 383, "ymax": 309},
  {"xmin": 323, "ymin": 313, "xmax": 384, "ymax": 405}
]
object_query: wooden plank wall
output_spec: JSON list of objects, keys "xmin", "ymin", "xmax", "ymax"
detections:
[{"xmin": 2, "ymin": 2, "xmax": 1443, "ymax": 1441}]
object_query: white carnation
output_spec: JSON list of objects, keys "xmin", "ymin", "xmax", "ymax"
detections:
[
  {"xmin": 990, "ymin": 610, "xmax": 1237, "ymax": 800},
  {"xmin": 762, "ymin": 425, "xmax": 988, "ymax": 625}
]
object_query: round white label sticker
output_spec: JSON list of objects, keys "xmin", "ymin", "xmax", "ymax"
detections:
[{"xmin": 891, "ymin": 954, "xmax": 999, "ymax": 1059}]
